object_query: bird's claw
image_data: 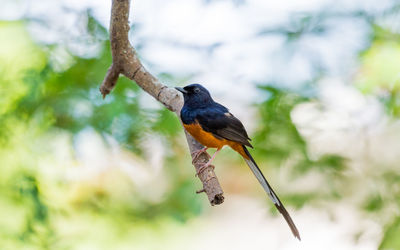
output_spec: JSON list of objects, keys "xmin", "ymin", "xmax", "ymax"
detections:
[
  {"xmin": 195, "ymin": 163, "xmax": 215, "ymax": 177},
  {"xmin": 191, "ymin": 147, "xmax": 209, "ymax": 164}
]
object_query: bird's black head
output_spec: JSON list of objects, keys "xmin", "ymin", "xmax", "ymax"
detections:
[{"xmin": 175, "ymin": 84, "xmax": 214, "ymax": 107}]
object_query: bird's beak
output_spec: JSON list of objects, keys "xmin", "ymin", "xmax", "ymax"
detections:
[{"xmin": 175, "ymin": 87, "xmax": 188, "ymax": 94}]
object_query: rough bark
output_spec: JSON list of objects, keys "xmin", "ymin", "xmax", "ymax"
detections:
[{"xmin": 100, "ymin": 0, "xmax": 224, "ymax": 205}]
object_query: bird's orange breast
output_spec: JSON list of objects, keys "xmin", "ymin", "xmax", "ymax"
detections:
[
  {"xmin": 183, "ymin": 122, "xmax": 248, "ymax": 159},
  {"xmin": 184, "ymin": 123, "xmax": 226, "ymax": 149}
]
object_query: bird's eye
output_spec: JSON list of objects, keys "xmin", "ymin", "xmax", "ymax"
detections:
[{"xmin": 194, "ymin": 88, "xmax": 200, "ymax": 93}]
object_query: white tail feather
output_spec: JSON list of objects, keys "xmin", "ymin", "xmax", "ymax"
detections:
[
  {"xmin": 242, "ymin": 146, "xmax": 300, "ymax": 240},
  {"xmin": 244, "ymin": 158, "xmax": 280, "ymax": 206}
]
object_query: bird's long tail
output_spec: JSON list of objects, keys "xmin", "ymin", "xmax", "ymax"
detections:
[{"xmin": 242, "ymin": 145, "xmax": 301, "ymax": 240}]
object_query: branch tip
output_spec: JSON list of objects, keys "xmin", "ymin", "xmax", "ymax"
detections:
[{"xmin": 196, "ymin": 189, "xmax": 205, "ymax": 194}]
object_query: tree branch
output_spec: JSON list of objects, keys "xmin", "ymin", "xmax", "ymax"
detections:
[{"xmin": 100, "ymin": 0, "xmax": 224, "ymax": 205}]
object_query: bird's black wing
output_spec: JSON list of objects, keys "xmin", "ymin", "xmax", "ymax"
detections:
[{"xmin": 196, "ymin": 105, "xmax": 253, "ymax": 148}]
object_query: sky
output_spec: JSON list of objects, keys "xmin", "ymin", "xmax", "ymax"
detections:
[
  {"xmin": 1, "ymin": 0, "xmax": 383, "ymax": 101},
  {"xmin": 2, "ymin": 0, "xmax": 388, "ymax": 128}
]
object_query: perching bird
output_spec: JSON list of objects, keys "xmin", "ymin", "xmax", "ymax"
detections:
[{"xmin": 176, "ymin": 83, "xmax": 300, "ymax": 240}]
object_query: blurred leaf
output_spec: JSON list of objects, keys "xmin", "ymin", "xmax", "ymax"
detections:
[
  {"xmin": 379, "ymin": 218, "xmax": 400, "ymax": 250},
  {"xmin": 152, "ymin": 108, "xmax": 181, "ymax": 136},
  {"xmin": 355, "ymin": 40, "xmax": 400, "ymax": 116},
  {"xmin": 363, "ymin": 194, "xmax": 384, "ymax": 212},
  {"xmin": 253, "ymin": 85, "xmax": 310, "ymax": 169},
  {"xmin": 283, "ymin": 193, "xmax": 317, "ymax": 209},
  {"xmin": 314, "ymin": 154, "xmax": 347, "ymax": 173}
]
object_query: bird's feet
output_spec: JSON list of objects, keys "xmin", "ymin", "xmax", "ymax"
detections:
[
  {"xmin": 191, "ymin": 147, "xmax": 209, "ymax": 164},
  {"xmin": 195, "ymin": 162, "xmax": 215, "ymax": 177}
]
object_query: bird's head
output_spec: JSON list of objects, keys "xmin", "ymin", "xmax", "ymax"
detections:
[{"xmin": 175, "ymin": 83, "xmax": 213, "ymax": 107}]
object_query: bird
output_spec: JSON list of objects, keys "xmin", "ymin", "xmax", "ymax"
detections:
[{"xmin": 175, "ymin": 83, "xmax": 300, "ymax": 240}]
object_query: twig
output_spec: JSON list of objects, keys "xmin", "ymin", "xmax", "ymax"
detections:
[{"xmin": 99, "ymin": 0, "xmax": 224, "ymax": 205}]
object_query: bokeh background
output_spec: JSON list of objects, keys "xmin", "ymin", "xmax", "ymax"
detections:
[{"xmin": 1, "ymin": 0, "xmax": 400, "ymax": 249}]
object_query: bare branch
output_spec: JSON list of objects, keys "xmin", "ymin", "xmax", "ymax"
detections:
[
  {"xmin": 100, "ymin": 0, "xmax": 224, "ymax": 205},
  {"xmin": 100, "ymin": 64, "xmax": 120, "ymax": 99}
]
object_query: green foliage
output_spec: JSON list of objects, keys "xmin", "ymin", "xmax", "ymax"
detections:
[
  {"xmin": 0, "ymin": 19, "xmax": 199, "ymax": 249},
  {"xmin": 363, "ymin": 194, "xmax": 384, "ymax": 212},
  {"xmin": 253, "ymin": 86, "xmax": 309, "ymax": 165},
  {"xmin": 253, "ymin": 86, "xmax": 346, "ymax": 175},
  {"xmin": 355, "ymin": 31, "xmax": 400, "ymax": 117},
  {"xmin": 152, "ymin": 108, "xmax": 181, "ymax": 137},
  {"xmin": 379, "ymin": 219, "xmax": 400, "ymax": 250}
]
